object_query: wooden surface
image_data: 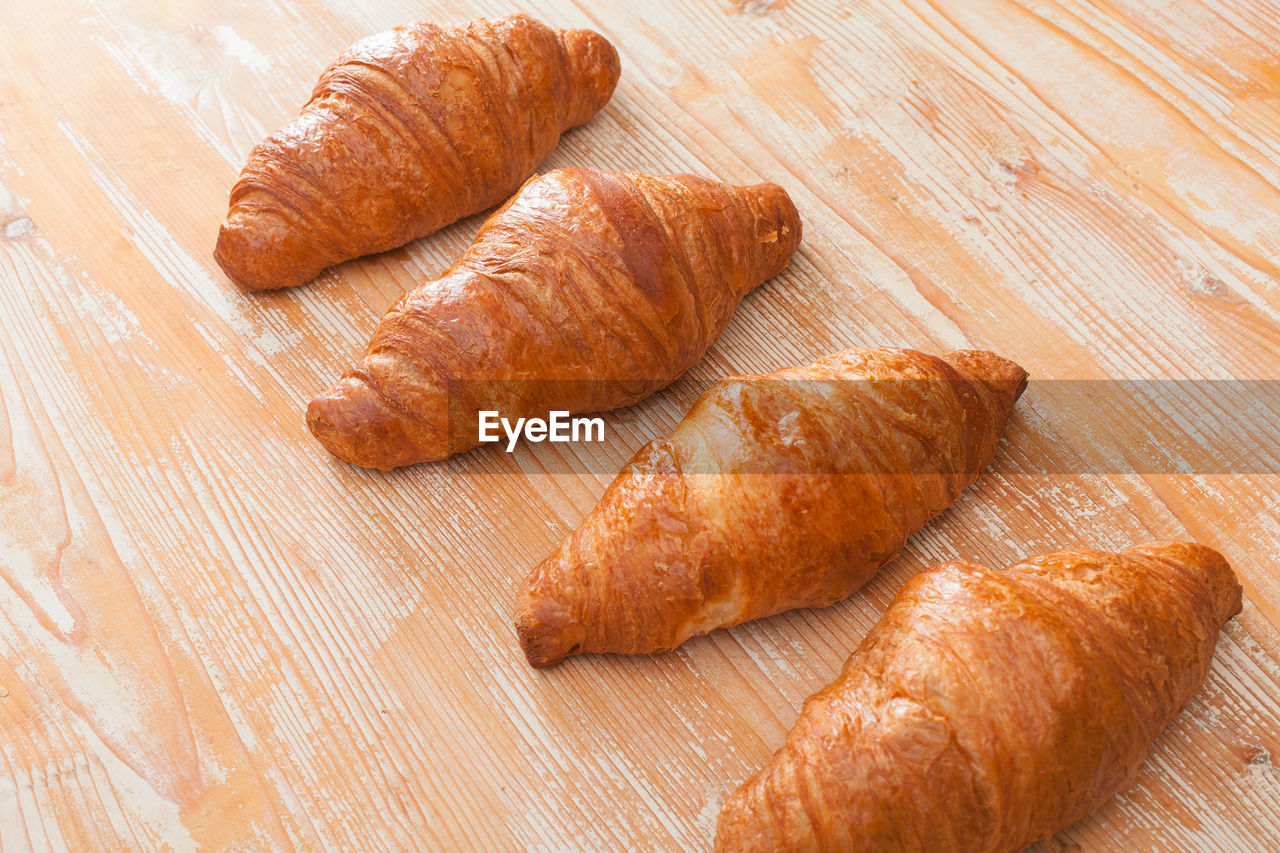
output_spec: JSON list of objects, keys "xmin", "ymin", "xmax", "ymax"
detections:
[{"xmin": 2, "ymin": 0, "xmax": 1280, "ymax": 849}]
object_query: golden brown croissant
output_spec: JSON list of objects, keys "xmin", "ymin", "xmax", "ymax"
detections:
[
  {"xmin": 214, "ymin": 14, "xmax": 620, "ymax": 291},
  {"xmin": 306, "ymin": 167, "xmax": 801, "ymax": 469},
  {"xmin": 515, "ymin": 347, "xmax": 1027, "ymax": 668},
  {"xmin": 715, "ymin": 541, "xmax": 1243, "ymax": 853}
]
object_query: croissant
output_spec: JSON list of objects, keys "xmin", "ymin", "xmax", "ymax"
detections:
[
  {"xmin": 514, "ymin": 347, "xmax": 1027, "ymax": 668},
  {"xmin": 214, "ymin": 14, "xmax": 620, "ymax": 291},
  {"xmin": 715, "ymin": 541, "xmax": 1243, "ymax": 853},
  {"xmin": 306, "ymin": 167, "xmax": 801, "ymax": 469}
]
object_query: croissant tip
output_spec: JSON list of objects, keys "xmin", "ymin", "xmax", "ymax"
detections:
[
  {"xmin": 215, "ymin": 215, "xmax": 312, "ymax": 292},
  {"xmin": 514, "ymin": 574, "xmax": 588, "ymax": 669},
  {"xmin": 730, "ymin": 180, "xmax": 802, "ymax": 283},
  {"xmin": 943, "ymin": 349, "xmax": 1029, "ymax": 403},
  {"xmin": 558, "ymin": 27, "xmax": 621, "ymax": 127},
  {"xmin": 1125, "ymin": 539, "xmax": 1226, "ymax": 573},
  {"xmin": 515, "ymin": 617, "xmax": 583, "ymax": 670},
  {"xmin": 515, "ymin": 624, "xmax": 564, "ymax": 670},
  {"xmin": 214, "ymin": 222, "xmax": 269, "ymax": 292},
  {"xmin": 1126, "ymin": 540, "xmax": 1243, "ymax": 621},
  {"xmin": 306, "ymin": 374, "xmax": 442, "ymax": 470}
]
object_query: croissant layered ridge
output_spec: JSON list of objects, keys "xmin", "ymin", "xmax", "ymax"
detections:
[
  {"xmin": 306, "ymin": 168, "xmax": 801, "ymax": 469},
  {"xmin": 514, "ymin": 347, "xmax": 1027, "ymax": 668},
  {"xmin": 715, "ymin": 541, "xmax": 1242, "ymax": 853},
  {"xmin": 215, "ymin": 14, "xmax": 621, "ymax": 291}
]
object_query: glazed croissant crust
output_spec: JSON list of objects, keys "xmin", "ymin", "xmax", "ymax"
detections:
[
  {"xmin": 515, "ymin": 347, "xmax": 1027, "ymax": 668},
  {"xmin": 307, "ymin": 167, "xmax": 801, "ymax": 469},
  {"xmin": 715, "ymin": 541, "xmax": 1243, "ymax": 853},
  {"xmin": 215, "ymin": 14, "xmax": 620, "ymax": 291}
]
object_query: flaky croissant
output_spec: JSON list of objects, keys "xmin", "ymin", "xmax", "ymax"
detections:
[
  {"xmin": 715, "ymin": 541, "xmax": 1242, "ymax": 853},
  {"xmin": 307, "ymin": 167, "xmax": 801, "ymax": 469},
  {"xmin": 215, "ymin": 14, "xmax": 620, "ymax": 291},
  {"xmin": 515, "ymin": 347, "xmax": 1027, "ymax": 668}
]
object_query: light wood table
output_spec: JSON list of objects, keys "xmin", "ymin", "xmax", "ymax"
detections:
[{"xmin": 3, "ymin": 0, "xmax": 1279, "ymax": 849}]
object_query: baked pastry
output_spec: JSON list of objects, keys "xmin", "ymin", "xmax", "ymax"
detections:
[
  {"xmin": 515, "ymin": 347, "xmax": 1027, "ymax": 668},
  {"xmin": 715, "ymin": 541, "xmax": 1242, "ymax": 852},
  {"xmin": 307, "ymin": 167, "xmax": 801, "ymax": 469},
  {"xmin": 215, "ymin": 14, "xmax": 620, "ymax": 291}
]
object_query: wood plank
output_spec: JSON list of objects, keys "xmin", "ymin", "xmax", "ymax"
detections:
[{"xmin": 1, "ymin": 0, "xmax": 1278, "ymax": 849}]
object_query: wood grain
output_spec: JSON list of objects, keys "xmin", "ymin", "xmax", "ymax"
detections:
[{"xmin": 2, "ymin": 0, "xmax": 1279, "ymax": 849}]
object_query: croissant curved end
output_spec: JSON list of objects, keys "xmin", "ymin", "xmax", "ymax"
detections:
[
  {"xmin": 306, "ymin": 373, "xmax": 444, "ymax": 470},
  {"xmin": 215, "ymin": 202, "xmax": 327, "ymax": 289},
  {"xmin": 732, "ymin": 181, "xmax": 803, "ymax": 284},
  {"xmin": 514, "ymin": 562, "xmax": 587, "ymax": 669},
  {"xmin": 1126, "ymin": 540, "xmax": 1243, "ymax": 624},
  {"xmin": 558, "ymin": 28, "xmax": 622, "ymax": 128},
  {"xmin": 216, "ymin": 216, "xmax": 282, "ymax": 292},
  {"xmin": 944, "ymin": 349, "xmax": 1029, "ymax": 405}
]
